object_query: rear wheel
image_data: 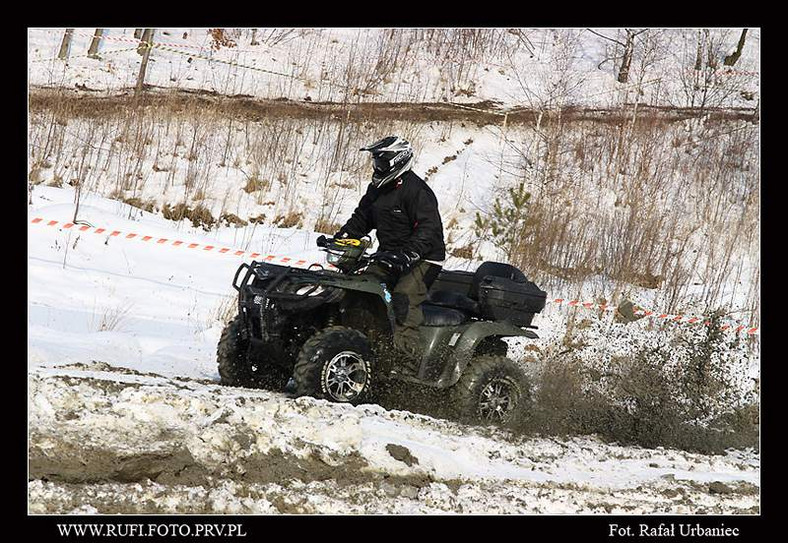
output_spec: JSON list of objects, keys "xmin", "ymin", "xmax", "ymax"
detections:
[
  {"xmin": 293, "ymin": 326, "xmax": 374, "ymax": 404},
  {"xmin": 450, "ymin": 355, "xmax": 529, "ymax": 427}
]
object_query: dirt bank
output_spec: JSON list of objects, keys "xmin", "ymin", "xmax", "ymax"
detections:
[{"xmin": 29, "ymin": 86, "xmax": 759, "ymax": 126}]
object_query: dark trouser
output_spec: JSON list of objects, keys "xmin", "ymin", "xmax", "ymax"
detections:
[{"xmin": 367, "ymin": 260, "xmax": 442, "ymax": 361}]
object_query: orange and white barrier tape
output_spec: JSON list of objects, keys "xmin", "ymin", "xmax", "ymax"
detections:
[
  {"xmin": 29, "ymin": 45, "xmax": 142, "ymax": 64},
  {"xmin": 31, "ymin": 28, "xmax": 319, "ymax": 85},
  {"xmin": 30, "ymin": 28, "xmax": 206, "ymax": 51},
  {"xmin": 85, "ymin": 31, "xmax": 203, "ymax": 51},
  {"xmin": 717, "ymin": 68, "xmax": 760, "ymax": 78},
  {"xmin": 30, "ymin": 216, "xmax": 335, "ymax": 270},
  {"xmin": 547, "ymin": 297, "xmax": 759, "ymax": 336},
  {"xmin": 31, "ymin": 216, "xmax": 758, "ymax": 335}
]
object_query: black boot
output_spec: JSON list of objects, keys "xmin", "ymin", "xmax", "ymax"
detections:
[{"xmin": 393, "ymin": 335, "xmax": 422, "ymax": 376}]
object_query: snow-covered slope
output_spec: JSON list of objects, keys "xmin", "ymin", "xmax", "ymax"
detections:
[
  {"xmin": 27, "ymin": 186, "xmax": 759, "ymax": 514},
  {"xmin": 28, "ymin": 28, "xmax": 761, "ymax": 326},
  {"xmin": 28, "ymin": 27, "xmax": 761, "ymax": 514},
  {"xmin": 28, "ymin": 28, "xmax": 760, "ymax": 109}
]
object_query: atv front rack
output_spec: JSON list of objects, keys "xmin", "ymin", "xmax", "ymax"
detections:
[
  {"xmin": 232, "ymin": 261, "xmax": 291, "ymax": 292},
  {"xmin": 233, "ymin": 260, "xmax": 339, "ymax": 293},
  {"xmin": 234, "ymin": 261, "xmax": 332, "ymax": 343},
  {"xmin": 234, "ymin": 260, "xmax": 346, "ymax": 319}
]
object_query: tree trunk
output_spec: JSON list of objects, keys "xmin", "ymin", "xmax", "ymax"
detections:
[
  {"xmin": 724, "ymin": 28, "xmax": 748, "ymax": 66},
  {"xmin": 88, "ymin": 29, "xmax": 104, "ymax": 59},
  {"xmin": 137, "ymin": 28, "xmax": 154, "ymax": 56},
  {"xmin": 617, "ymin": 30, "xmax": 635, "ymax": 84},
  {"xmin": 704, "ymin": 29, "xmax": 717, "ymax": 69},
  {"xmin": 250, "ymin": 28, "xmax": 259, "ymax": 46},
  {"xmin": 134, "ymin": 28, "xmax": 143, "ymax": 39},
  {"xmin": 135, "ymin": 29, "xmax": 155, "ymax": 99},
  {"xmin": 58, "ymin": 29, "xmax": 74, "ymax": 60},
  {"xmin": 694, "ymin": 29, "xmax": 704, "ymax": 71}
]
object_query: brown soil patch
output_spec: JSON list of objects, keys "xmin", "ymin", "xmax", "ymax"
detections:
[{"xmin": 29, "ymin": 86, "xmax": 759, "ymax": 127}]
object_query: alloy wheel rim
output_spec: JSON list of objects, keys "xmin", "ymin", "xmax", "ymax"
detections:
[
  {"xmin": 478, "ymin": 377, "xmax": 519, "ymax": 421},
  {"xmin": 323, "ymin": 351, "xmax": 368, "ymax": 402}
]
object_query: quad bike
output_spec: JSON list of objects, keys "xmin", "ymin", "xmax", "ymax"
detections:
[{"xmin": 217, "ymin": 235, "xmax": 547, "ymax": 427}]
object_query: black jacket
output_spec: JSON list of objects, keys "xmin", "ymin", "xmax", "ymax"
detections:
[{"xmin": 339, "ymin": 170, "xmax": 446, "ymax": 261}]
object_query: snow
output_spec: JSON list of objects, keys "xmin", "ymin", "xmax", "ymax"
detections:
[
  {"xmin": 28, "ymin": 186, "xmax": 759, "ymax": 514},
  {"xmin": 28, "ymin": 28, "xmax": 760, "ymax": 109},
  {"xmin": 28, "ymin": 364, "xmax": 759, "ymax": 514},
  {"xmin": 28, "ymin": 27, "xmax": 760, "ymax": 514},
  {"xmin": 28, "ymin": 186, "xmax": 327, "ymax": 380}
]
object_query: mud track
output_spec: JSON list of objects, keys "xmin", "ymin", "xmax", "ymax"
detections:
[{"xmin": 28, "ymin": 365, "xmax": 760, "ymax": 514}]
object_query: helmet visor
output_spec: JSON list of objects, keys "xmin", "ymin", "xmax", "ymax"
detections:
[{"xmin": 372, "ymin": 154, "xmax": 393, "ymax": 175}]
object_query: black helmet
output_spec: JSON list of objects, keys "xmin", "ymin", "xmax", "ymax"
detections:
[{"xmin": 360, "ymin": 136, "xmax": 414, "ymax": 188}]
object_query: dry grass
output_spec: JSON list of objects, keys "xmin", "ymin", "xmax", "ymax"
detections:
[
  {"xmin": 94, "ymin": 304, "xmax": 133, "ymax": 332},
  {"xmin": 162, "ymin": 202, "xmax": 216, "ymax": 230},
  {"xmin": 243, "ymin": 175, "xmax": 268, "ymax": 194},
  {"xmin": 449, "ymin": 244, "xmax": 474, "ymax": 259},
  {"xmin": 475, "ymin": 110, "xmax": 759, "ymax": 314},
  {"xmin": 314, "ymin": 217, "xmax": 342, "ymax": 235},
  {"xmin": 274, "ymin": 211, "xmax": 303, "ymax": 229},
  {"xmin": 28, "ymin": 86, "xmax": 758, "ymax": 319},
  {"xmin": 215, "ymin": 296, "xmax": 238, "ymax": 325},
  {"xmin": 123, "ymin": 197, "xmax": 156, "ymax": 213},
  {"xmin": 219, "ymin": 212, "xmax": 248, "ymax": 228}
]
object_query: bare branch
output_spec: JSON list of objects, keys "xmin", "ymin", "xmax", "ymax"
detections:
[{"xmin": 586, "ymin": 28, "xmax": 626, "ymax": 47}]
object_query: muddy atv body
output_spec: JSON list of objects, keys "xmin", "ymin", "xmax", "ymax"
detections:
[{"xmin": 218, "ymin": 237, "xmax": 546, "ymax": 426}]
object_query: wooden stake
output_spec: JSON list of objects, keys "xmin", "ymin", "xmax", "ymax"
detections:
[
  {"xmin": 58, "ymin": 28, "xmax": 74, "ymax": 60},
  {"xmin": 88, "ymin": 29, "xmax": 104, "ymax": 59},
  {"xmin": 135, "ymin": 29, "xmax": 154, "ymax": 99}
]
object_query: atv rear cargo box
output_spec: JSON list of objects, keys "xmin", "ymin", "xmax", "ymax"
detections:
[
  {"xmin": 430, "ymin": 269, "xmax": 475, "ymax": 297},
  {"xmin": 477, "ymin": 276, "xmax": 547, "ymax": 327}
]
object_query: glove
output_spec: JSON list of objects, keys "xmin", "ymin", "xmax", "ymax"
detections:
[
  {"xmin": 375, "ymin": 250, "xmax": 420, "ymax": 275},
  {"xmin": 316, "ymin": 234, "xmax": 330, "ymax": 248}
]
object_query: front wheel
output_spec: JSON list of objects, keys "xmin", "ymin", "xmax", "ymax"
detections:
[
  {"xmin": 217, "ymin": 315, "xmax": 254, "ymax": 387},
  {"xmin": 217, "ymin": 314, "xmax": 289, "ymax": 390},
  {"xmin": 293, "ymin": 326, "xmax": 375, "ymax": 404},
  {"xmin": 450, "ymin": 355, "xmax": 530, "ymax": 427}
]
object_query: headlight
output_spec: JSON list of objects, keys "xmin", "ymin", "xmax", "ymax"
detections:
[{"xmin": 295, "ymin": 285, "xmax": 325, "ymax": 296}]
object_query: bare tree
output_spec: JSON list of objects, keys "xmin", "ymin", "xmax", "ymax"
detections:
[
  {"xmin": 137, "ymin": 28, "xmax": 154, "ymax": 56},
  {"xmin": 675, "ymin": 29, "xmax": 749, "ymax": 110},
  {"xmin": 618, "ymin": 29, "xmax": 647, "ymax": 83},
  {"xmin": 587, "ymin": 28, "xmax": 648, "ymax": 83},
  {"xmin": 724, "ymin": 28, "xmax": 748, "ymax": 66},
  {"xmin": 705, "ymin": 29, "xmax": 718, "ymax": 70}
]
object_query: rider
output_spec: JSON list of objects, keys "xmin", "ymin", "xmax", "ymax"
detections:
[{"xmin": 334, "ymin": 136, "xmax": 446, "ymax": 369}]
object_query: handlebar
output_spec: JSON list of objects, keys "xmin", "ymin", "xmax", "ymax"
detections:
[{"xmin": 315, "ymin": 234, "xmax": 383, "ymax": 274}]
